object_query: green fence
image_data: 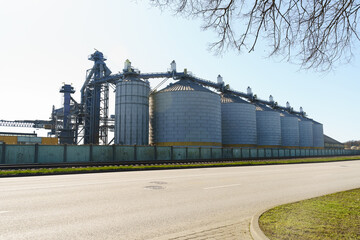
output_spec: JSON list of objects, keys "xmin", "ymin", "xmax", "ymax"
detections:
[{"xmin": 0, "ymin": 143, "xmax": 359, "ymax": 165}]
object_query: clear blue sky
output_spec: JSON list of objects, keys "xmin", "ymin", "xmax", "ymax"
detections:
[{"xmin": 1, "ymin": 0, "xmax": 359, "ymax": 142}]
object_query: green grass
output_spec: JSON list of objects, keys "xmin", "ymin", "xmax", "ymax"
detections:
[
  {"xmin": 0, "ymin": 156, "xmax": 359, "ymax": 177},
  {"xmin": 259, "ymin": 188, "xmax": 360, "ymax": 240}
]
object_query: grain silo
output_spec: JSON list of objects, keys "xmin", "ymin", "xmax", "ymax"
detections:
[
  {"xmin": 221, "ymin": 94, "xmax": 257, "ymax": 147},
  {"xmin": 255, "ymin": 103, "xmax": 281, "ymax": 147},
  {"xmin": 115, "ymin": 75, "xmax": 150, "ymax": 145},
  {"xmin": 298, "ymin": 116, "xmax": 314, "ymax": 148},
  {"xmin": 310, "ymin": 119, "xmax": 324, "ymax": 148},
  {"xmin": 150, "ymin": 79, "xmax": 221, "ymax": 146},
  {"xmin": 274, "ymin": 102, "xmax": 299, "ymax": 148}
]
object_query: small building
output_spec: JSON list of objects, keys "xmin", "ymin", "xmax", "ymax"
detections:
[
  {"xmin": 324, "ymin": 134, "xmax": 344, "ymax": 149},
  {"xmin": 0, "ymin": 132, "xmax": 58, "ymax": 145}
]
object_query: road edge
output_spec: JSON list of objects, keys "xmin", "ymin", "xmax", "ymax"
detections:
[{"xmin": 250, "ymin": 210, "xmax": 270, "ymax": 240}]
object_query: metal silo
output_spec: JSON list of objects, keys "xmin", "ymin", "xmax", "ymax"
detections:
[
  {"xmin": 255, "ymin": 103, "xmax": 281, "ymax": 147},
  {"xmin": 311, "ymin": 119, "xmax": 324, "ymax": 148},
  {"xmin": 298, "ymin": 116, "xmax": 313, "ymax": 148},
  {"xmin": 115, "ymin": 75, "xmax": 150, "ymax": 145},
  {"xmin": 221, "ymin": 94, "xmax": 257, "ymax": 147},
  {"xmin": 149, "ymin": 93, "xmax": 156, "ymax": 145},
  {"xmin": 150, "ymin": 79, "xmax": 221, "ymax": 146},
  {"xmin": 276, "ymin": 110, "xmax": 299, "ymax": 148}
]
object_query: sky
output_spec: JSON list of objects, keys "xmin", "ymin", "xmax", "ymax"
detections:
[{"xmin": 0, "ymin": 0, "xmax": 359, "ymax": 142}]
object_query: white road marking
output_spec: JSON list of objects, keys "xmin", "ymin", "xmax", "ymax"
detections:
[
  {"xmin": 0, "ymin": 211, "xmax": 10, "ymax": 214},
  {"xmin": 203, "ymin": 183, "xmax": 242, "ymax": 190}
]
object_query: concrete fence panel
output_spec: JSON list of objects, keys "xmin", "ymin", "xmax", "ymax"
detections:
[
  {"xmin": 0, "ymin": 144, "xmax": 4, "ymax": 164},
  {"xmin": 290, "ymin": 149, "xmax": 296, "ymax": 157},
  {"xmin": 258, "ymin": 149, "xmax": 265, "ymax": 158},
  {"xmin": 115, "ymin": 146, "xmax": 135, "ymax": 161},
  {"xmin": 211, "ymin": 148, "xmax": 222, "ymax": 159},
  {"xmin": 173, "ymin": 148, "xmax": 186, "ymax": 160},
  {"xmin": 279, "ymin": 149, "xmax": 285, "ymax": 158},
  {"xmin": 223, "ymin": 148, "xmax": 233, "ymax": 159},
  {"xmin": 284, "ymin": 149, "xmax": 290, "ymax": 157},
  {"xmin": 265, "ymin": 149, "xmax": 272, "ymax": 158},
  {"xmin": 250, "ymin": 149, "xmax": 257, "ymax": 159},
  {"xmin": 93, "ymin": 146, "xmax": 113, "ymax": 162},
  {"xmin": 242, "ymin": 148, "xmax": 250, "ymax": 159},
  {"xmin": 66, "ymin": 145, "xmax": 90, "ymax": 162},
  {"xmin": 187, "ymin": 148, "xmax": 200, "ymax": 160},
  {"xmin": 156, "ymin": 147, "xmax": 171, "ymax": 161},
  {"xmin": 38, "ymin": 145, "xmax": 64, "ymax": 164},
  {"xmin": 200, "ymin": 148, "xmax": 211, "ymax": 159},
  {"xmin": 272, "ymin": 149, "xmax": 279, "ymax": 158},
  {"xmin": 136, "ymin": 146, "xmax": 155, "ymax": 161},
  {"xmin": 0, "ymin": 143, "xmax": 359, "ymax": 166},
  {"xmin": 233, "ymin": 148, "xmax": 241, "ymax": 159},
  {"xmin": 5, "ymin": 145, "xmax": 35, "ymax": 164}
]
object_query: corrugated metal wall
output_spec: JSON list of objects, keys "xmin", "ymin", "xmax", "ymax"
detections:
[
  {"xmin": 150, "ymin": 80, "xmax": 222, "ymax": 147},
  {"xmin": 221, "ymin": 94, "xmax": 257, "ymax": 147},
  {"xmin": 313, "ymin": 123, "xmax": 325, "ymax": 148},
  {"xmin": 299, "ymin": 120, "xmax": 314, "ymax": 147},
  {"xmin": 280, "ymin": 114, "xmax": 299, "ymax": 147},
  {"xmin": 115, "ymin": 78, "xmax": 150, "ymax": 145},
  {"xmin": 256, "ymin": 104, "xmax": 282, "ymax": 147}
]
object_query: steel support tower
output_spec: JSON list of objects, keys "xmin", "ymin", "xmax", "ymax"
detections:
[{"xmin": 80, "ymin": 51, "xmax": 112, "ymax": 144}]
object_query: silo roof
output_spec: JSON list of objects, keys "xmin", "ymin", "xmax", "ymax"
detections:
[
  {"xmin": 305, "ymin": 117, "xmax": 321, "ymax": 124},
  {"xmin": 296, "ymin": 115, "xmax": 313, "ymax": 122},
  {"xmin": 274, "ymin": 109, "xmax": 297, "ymax": 118},
  {"xmin": 221, "ymin": 94, "xmax": 249, "ymax": 104},
  {"xmin": 159, "ymin": 79, "xmax": 214, "ymax": 93},
  {"xmin": 254, "ymin": 102, "xmax": 274, "ymax": 112}
]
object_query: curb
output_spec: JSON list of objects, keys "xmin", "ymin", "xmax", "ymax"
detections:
[{"xmin": 250, "ymin": 210, "xmax": 270, "ymax": 240}]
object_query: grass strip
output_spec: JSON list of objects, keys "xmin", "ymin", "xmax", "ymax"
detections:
[
  {"xmin": 0, "ymin": 156, "xmax": 359, "ymax": 177},
  {"xmin": 259, "ymin": 188, "xmax": 360, "ymax": 240}
]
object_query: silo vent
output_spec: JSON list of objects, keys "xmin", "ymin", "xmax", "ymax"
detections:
[
  {"xmin": 217, "ymin": 74, "xmax": 224, "ymax": 84},
  {"xmin": 170, "ymin": 60, "xmax": 176, "ymax": 72},
  {"xmin": 247, "ymin": 86, "xmax": 253, "ymax": 95},
  {"xmin": 124, "ymin": 59, "xmax": 131, "ymax": 71},
  {"xmin": 269, "ymin": 95, "xmax": 274, "ymax": 102}
]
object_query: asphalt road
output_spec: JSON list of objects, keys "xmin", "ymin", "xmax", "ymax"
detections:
[{"xmin": 1, "ymin": 160, "xmax": 360, "ymax": 240}]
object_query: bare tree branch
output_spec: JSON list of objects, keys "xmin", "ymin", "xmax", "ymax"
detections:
[{"xmin": 150, "ymin": 0, "xmax": 360, "ymax": 70}]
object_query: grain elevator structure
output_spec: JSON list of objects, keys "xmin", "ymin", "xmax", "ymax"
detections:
[{"xmin": 1, "ymin": 50, "xmax": 326, "ymax": 150}]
